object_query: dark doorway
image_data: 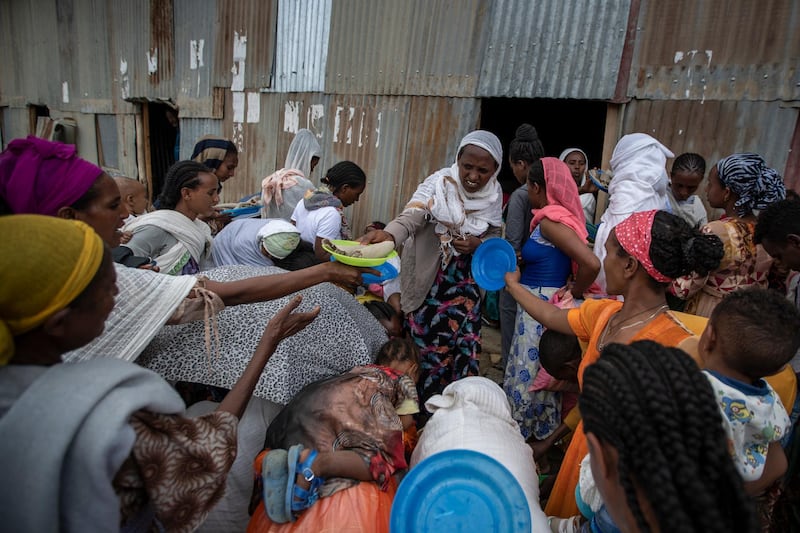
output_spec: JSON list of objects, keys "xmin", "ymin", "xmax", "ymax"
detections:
[
  {"xmin": 480, "ymin": 98, "xmax": 607, "ymax": 196},
  {"xmin": 145, "ymin": 102, "xmax": 179, "ymax": 201}
]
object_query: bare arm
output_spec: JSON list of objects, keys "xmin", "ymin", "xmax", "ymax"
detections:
[
  {"xmin": 313, "ymin": 236, "xmax": 332, "ymax": 263},
  {"xmin": 217, "ymin": 295, "xmax": 320, "ymax": 419},
  {"xmin": 504, "ymin": 268, "xmax": 573, "ymax": 334},
  {"xmin": 205, "ymin": 261, "xmax": 370, "ymax": 306},
  {"xmin": 539, "ymin": 218, "xmax": 600, "ymax": 297}
]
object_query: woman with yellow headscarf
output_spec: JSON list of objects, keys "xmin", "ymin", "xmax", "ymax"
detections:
[{"xmin": 0, "ymin": 215, "xmax": 320, "ymax": 532}]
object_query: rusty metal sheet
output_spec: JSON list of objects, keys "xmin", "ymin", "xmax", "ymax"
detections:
[
  {"xmin": 212, "ymin": 0, "xmax": 277, "ymax": 91},
  {"xmin": 622, "ymin": 98, "xmax": 797, "ymax": 182},
  {"xmin": 174, "ymin": 0, "xmax": 218, "ymax": 117},
  {"xmin": 326, "ymin": 0, "xmax": 489, "ymax": 97},
  {"xmin": 629, "ymin": 0, "xmax": 800, "ymax": 101},
  {"xmin": 478, "ymin": 0, "xmax": 632, "ymax": 99}
]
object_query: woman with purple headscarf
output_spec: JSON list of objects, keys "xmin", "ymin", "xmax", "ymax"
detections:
[{"xmin": 672, "ymin": 152, "xmax": 785, "ymax": 316}]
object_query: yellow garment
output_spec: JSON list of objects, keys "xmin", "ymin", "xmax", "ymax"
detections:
[{"xmin": 0, "ymin": 215, "xmax": 104, "ymax": 364}]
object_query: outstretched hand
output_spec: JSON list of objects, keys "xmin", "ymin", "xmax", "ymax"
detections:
[
  {"xmin": 359, "ymin": 229, "xmax": 394, "ymax": 245},
  {"xmin": 261, "ymin": 295, "xmax": 321, "ymax": 346}
]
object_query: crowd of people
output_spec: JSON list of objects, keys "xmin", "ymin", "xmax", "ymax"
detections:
[{"xmin": 0, "ymin": 124, "xmax": 798, "ymax": 533}]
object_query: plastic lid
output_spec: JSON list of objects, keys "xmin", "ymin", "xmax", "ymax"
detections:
[
  {"xmin": 471, "ymin": 238, "xmax": 517, "ymax": 291},
  {"xmin": 390, "ymin": 450, "xmax": 531, "ymax": 533},
  {"xmin": 362, "ymin": 260, "xmax": 398, "ymax": 284}
]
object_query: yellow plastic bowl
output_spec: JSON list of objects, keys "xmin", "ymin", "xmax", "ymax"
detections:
[{"xmin": 321, "ymin": 239, "xmax": 398, "ymax": 267}]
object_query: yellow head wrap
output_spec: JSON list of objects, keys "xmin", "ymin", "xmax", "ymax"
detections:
[{"xmin": 0, "ymin": 215, "xmax": 105, "ymax": 364}]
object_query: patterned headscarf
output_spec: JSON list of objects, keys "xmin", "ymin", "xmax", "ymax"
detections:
[
  {"xmin": 614, "ymin": 210, "xmax": 671, "ymax": 283},
  {"xmin": 0, "ymin": 215, "xmax": 105, "ymax": 364},
  {"xmin": 0, "ymin": 136, "xmax": 104, "ymax": 216},
  {"xmin": 531, "ymin": 157, "xmax": 588, "ymax": 241},
  {"xmin": 716, "ymin": 153, "xmax": 785, "ymax": 217},
  {"xmin": 191, "ymin": 135, "xmax": 237, "ymax": 171}
]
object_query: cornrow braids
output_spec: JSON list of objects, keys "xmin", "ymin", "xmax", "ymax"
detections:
[
  {"xmin": 375, "ymin": 337, "xmax": 420, "ymax": 368},
  {"xmin": 710, "ymin": 287, "xmax": 800, "ymax": 378},
  {"xmin": 754, "ymin": 198, "xmax": 800, "ymax": 245},
  {"xmin": 320, "ymin": 161, "xmax": 366, "ymax": 193},
  {"xmin": 671, "ymin": 152, "xmax": 706, "ymax": 177},
  {"xmin": 581, "ymin": 341, "xmax": 757, "ymax": 533},
  {"xmin": 156, "ymin": 161, "xmax": 213, "ymax": 210},
  {"xmin": 649, "ymin": 210, "xmax": 723, "ymax": 279},
  {"xmin": 509, "ymin": 123, "xmax": 545, "ymax": 164}
]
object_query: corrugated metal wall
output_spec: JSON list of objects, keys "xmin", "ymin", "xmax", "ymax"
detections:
[
  {"xmin": 325, "ymin": 0, "xmax": 489, "ymax": 96},
  {"xmin": 623, "ymin": 99, "xmax": 798, "ymax": 178},
  {"xmin": 267, "ymin": 0, "xmax": 331, "ymax": 93},
  {"xmin": 630, "ymin": 0, "xmax": 800, "ymax": 101},
  {"xmin": 478, "ymin": 0, "xmax": 632, "ymax": 99},
  {"xmin": 204, "ymin": 91, "xmax": 480, "ymax": 233}
]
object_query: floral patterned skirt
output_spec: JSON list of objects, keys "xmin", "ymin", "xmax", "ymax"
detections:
[
  {"xmin": 503, "ymin": 284, "xmax": 561, "ymax": 440},
  {"xmin": 407, "ymin": 254, "xmax": 481, "ymax": 422}
]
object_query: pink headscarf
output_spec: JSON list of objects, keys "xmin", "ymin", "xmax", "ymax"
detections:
[
  {"xmin": 0, "ymin": 136, "xmax": 103, "ymax": 216},
  {"xmin": 614, "ymin": 210, "xmax": 671, "ymax": 283},
  {"xmin": 531, "ymin": 157, "xmax": 588, "ymax": 242}
]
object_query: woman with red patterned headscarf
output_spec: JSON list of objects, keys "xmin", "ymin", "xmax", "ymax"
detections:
[{"xmin": 505, "ymin": 209, "xmax": 723, "ymax": 518}]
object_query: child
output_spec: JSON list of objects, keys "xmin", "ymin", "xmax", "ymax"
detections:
[
  {"xmin": 252, "ymin": 338, "xmax": 420, "ymax": 525},
  {"xmin": 698, "ymin": 288, "xmax": 800, "ymax": 497},
  {"xmin": 528, "ymin": 329, "xmax": 582, "ymax": 461},
  {"xmin": 666, "ymin": 152, "xmax": 708, "ymax": 229},
  {"xmin": 579, "ymin": 340, "xmax": 755, "ymax": 533}
]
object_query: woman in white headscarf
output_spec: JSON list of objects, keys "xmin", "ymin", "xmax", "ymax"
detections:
[
  {"xmin": 360, "ymin": 130, "xmax": 504, "ymax": 422},
  {"xmin": 593, "ymin": 133, "xmax": 673, "ymax": 290},
  {"xmin": 212, "ymin": 218, "xmax": 301, "ymax": 267},
  {"xmin": 261, "ymin": 129, "xmax": 323, "ymax": 220},
  {"xmin": 559, "ymin": 147, "xmax": 597, "ymax": 223}
]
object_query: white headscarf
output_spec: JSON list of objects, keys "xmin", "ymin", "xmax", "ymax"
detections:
[
  {"xmin": 284, "ymin": 129, "xmax": 322, "ymax": 179},
  {"xmin": 559, "ymin": 147, "xmax": 589, "ymax": 186},
  {"xmin": 403, "ymin": 130, "xmax": 503, "ymax": 267},
  {"xmin": 594, "ymin": 133, "xmax": 673, "ymax": 290}
]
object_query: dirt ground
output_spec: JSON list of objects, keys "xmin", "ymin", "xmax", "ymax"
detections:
[{"xmin": 480, "ymin": 323, "xmax": 504, "ymax": 385}]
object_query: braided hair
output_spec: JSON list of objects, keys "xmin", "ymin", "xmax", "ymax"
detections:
[
  {"xmin": 375, "ymin": 337, "xmax": 420, "ymax": 368},
  {"xmin": 649, "ymin": 210, "xmax": 723, "ymax": 279},
  {"xmin": 509, "ymin": 124, "xmax": 545, "ymax": 164},
  {"xmin": 320, "ymin": 161, "xmax": 366, "ymax": 193},
  {"xmin": 581, "ymin": 340, "xmax": 756, "ymax": 533},
  {"xmin": 671, "ymin": 152, "xmax": 706, "ymax": 177},
  {"xmin": 156, "ymin": 160, "xmax": 215, "ymax": 210}
]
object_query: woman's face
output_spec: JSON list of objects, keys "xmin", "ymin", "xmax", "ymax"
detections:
[
  {"xmin": 215, "ymin": 152, "xmax": 238, "ymax": 182},
  {"xmin": 603, "ymin": 230, "xmax": 627, "ymax": 295},
  {"xmin": 458, "ymin": 145, "xmax": 497, "ymax": 194},
  {"xmin": 564, "ymin": 151, "xmax": 587, "ymax": 184},
  {"xmin": 310, "ymin": 156, "xmax": 320, "ymax": 175},
  {"xmin": 62, "ymin": 253, "xmax": 119, "ymax": 352},
  {"xmin": 74, "ymin": 174, "xmax": 128, "ymax": 247},
  {"xmin": 527, "ymin": 182, "xmax": 547, "ymax": 210},
  {"xmin": 335, "ymin": 183, "xmax": 366, "ymax": 207},
  {"xmin": 670, "ymin": 170, "xmax": 704, "ymax": 202},
  {"xmin": 705, "ymin": 166, "xmax": 728, "ymax": 209},
  {"xmin": 509, "ymin": 158, "xmax": 530, "ymax": 185},
  {"xmin": 182, "ymin": 172, "xmax": 220, "ymax": 218}
]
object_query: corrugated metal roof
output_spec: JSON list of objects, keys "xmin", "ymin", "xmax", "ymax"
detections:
[
  {"xmin": 629, "ymin": 0, "xmax": 800, "ymax": 101},
  {"xmin": 326, "ymin": 0, "xmax": 489, "ymax": 97},
  {"xmin": 212, "ymin": 0, "xmax": 277, "ymax": 91},
  {"xmin": 267, "ymin": 0, "xmax": 331, "ymax": 93},
  {"xmin": 622, "ymin": 98, "xmax": 797, "ymax": 177},
  {"xmin": 478, "ymin": 0, "xmax": 632, "ymax": 99}
]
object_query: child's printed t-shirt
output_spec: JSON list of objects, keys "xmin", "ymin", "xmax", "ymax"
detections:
[{"xmin": 703, "ymin": 369, "xmax": 791, "ymax": 481}]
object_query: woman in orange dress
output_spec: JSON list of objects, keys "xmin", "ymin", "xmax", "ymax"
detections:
[{"xmin": 504, "ymin": 209, "xmax": 724, "ymax": 518}]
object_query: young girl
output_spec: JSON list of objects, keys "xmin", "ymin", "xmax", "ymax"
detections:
[
  {"xmin": 291, "ymin": 161, "xmax": 367, "ymax": 263},
  {"xmin": 250, "ymin": 338, "xmax": 420, "ymax": 527}
]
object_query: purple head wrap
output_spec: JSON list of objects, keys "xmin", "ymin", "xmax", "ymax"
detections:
[{"xmin": 0, "ymin": 136, "xmax": 104, "ymax": 216}]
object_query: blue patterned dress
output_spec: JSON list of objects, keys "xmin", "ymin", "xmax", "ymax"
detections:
[{"xmin": 503, "ymin": 226, "xmax": 571, "ymax": 440}]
